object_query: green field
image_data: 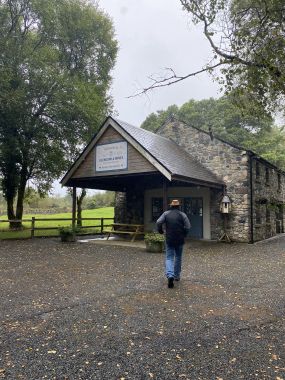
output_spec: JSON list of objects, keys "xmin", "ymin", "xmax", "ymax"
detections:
[{"xmin": 0, "ymin": 207, "xmax": 114, "ymax": 240}]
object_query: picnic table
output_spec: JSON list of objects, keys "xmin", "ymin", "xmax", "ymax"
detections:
[{"xmin": 102, "ymin": 223, "xmax": 145, "ymax": 242}]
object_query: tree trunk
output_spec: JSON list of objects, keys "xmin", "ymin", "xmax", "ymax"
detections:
[
  {"xmin": 5, "ymin": 183, "xmax": 20, "ymax": 229},
  {"xmin": 77, "ymin": 189, "xmax": 87, "ymax": 227},
  {"xmin": 8, "ymin": 167, "xmax": 28, "ymax": 229},
  {"xmin": 1, "ymin": 166, "xmax": 18, "ymax": 228},
  {"xmin": 14, "ymin": 173, "xmax": 27, "ymax": 228},
  {"xmin": 7, "ymin": 194, "xmax": 17, "ymax": 228}
]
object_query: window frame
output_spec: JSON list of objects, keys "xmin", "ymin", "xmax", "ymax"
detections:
[{"xmin": 151, "ymin": 197, "xmax": 163, "ymax": 222}]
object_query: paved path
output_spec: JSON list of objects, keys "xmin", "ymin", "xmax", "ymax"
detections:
[{"xmin": 0, "ymin": 237, "xmax": 285, "ymax": 379}]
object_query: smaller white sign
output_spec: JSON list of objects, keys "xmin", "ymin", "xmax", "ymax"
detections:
[{"xmin": 96, "ymin": 141, "xmax": 128, "ymax": 172}]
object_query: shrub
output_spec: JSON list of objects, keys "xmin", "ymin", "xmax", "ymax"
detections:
[
  {"xmin": 144, "ymin": 232, "xmax": 165, "ymax": 242},
  {"xmin": 58, "ymin": 226, "xmax": 80, "ymax": 242}
]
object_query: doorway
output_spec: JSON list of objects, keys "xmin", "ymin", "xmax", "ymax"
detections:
[
  {"xmin": 150, "ymin": 195, "xmax": 205, "ymax": 239},
  {"xmin": 184, "ymin": 197, "xmax": 203, "ymax": 239}
]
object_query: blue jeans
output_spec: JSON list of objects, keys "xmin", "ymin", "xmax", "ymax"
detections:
[{"xmin": 165, "ymin": 243, "xmax": 184, "ymax": 279}]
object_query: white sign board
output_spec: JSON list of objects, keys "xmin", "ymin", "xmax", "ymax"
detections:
[{"xmin": 95, "ymin": 141, "xmax": 128, "ymax": 172}]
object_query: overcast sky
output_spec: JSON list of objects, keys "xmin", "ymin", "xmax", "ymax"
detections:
[
  {"xmin": 54, "ymin": 0, "xmax": 221, "ymax": 195},
  {"xmin": 98, "ymin": 0, "xmax": 220, "ymax": 126}
]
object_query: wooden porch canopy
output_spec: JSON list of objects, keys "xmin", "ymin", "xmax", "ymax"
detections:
[{"xmin": 61, "ymin": 116, "xmax": 224, "ymax": 191}]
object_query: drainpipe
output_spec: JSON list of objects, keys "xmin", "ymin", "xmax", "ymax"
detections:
[{"xmin": 249, "ymin": 154, "xmax": 254, "ymax": 244}]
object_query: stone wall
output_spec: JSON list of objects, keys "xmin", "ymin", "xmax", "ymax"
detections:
[
  {"xmin": 114, "ymin": 192, "xmax": 127, "ymax": 223},
  {"xmin": 210, "ymin": 188, "xmax": 224, "ymax": 240},
  {"xmin": 157, "ymin": 121, "xmax": 251, "ymax": 242},
  {"xmin": 114, "ymin": 188, "xmax": 144, "ymax": 225},
  {"xmin": 114, "ymin": 120, "xmax": 285, "ymax": 242},
  {"xmin": 125, "ymin": 187, "xmax": 144, "ymax": 224},
  {"xmin": 252, "ymin": 159, "xmax": 285, "ymax": 241}
]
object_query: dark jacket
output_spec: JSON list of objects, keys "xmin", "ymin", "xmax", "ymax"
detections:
[{"xmin": 156, "ymin": 208, "xmax": 191, "ymax": 247}]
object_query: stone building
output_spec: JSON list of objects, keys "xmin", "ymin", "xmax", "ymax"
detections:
[{"xmin": 62, "ymin": 116, "xmax": 285, "ymax": 243}]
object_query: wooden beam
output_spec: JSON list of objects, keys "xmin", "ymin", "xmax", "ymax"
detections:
[{"xmin": 72, "ymin": 187, "xmax": 77, "ymax": 228}]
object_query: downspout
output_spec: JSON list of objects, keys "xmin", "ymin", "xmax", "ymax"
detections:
[{"xmin": 249, "ymin": 154, "xmax": 254, "ymax": 244}]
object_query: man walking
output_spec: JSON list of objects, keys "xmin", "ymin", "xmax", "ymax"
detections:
[{"xmin": 156, "ymin": 200, "xmax": 191, "ymax": 288}]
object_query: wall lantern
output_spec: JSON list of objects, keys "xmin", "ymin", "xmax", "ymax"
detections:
[{"xmin": 220, "ymin": 195, "xmax": 231, "ymax": 214}]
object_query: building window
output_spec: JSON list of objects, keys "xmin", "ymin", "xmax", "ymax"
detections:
[
  {"xmin": 256, "ymin": 205, "xmax": 261, "ymax": 224},
  {"xmin": 265, "ymin": 167, "xmax": 270, "ymax": 185},
  {"xmin": 256, "ymin": 162, "xmax": 260, "ymax": 181},
  {"xmin": 151, "ymin": 198, "xmax": 163, "ymax": 222},
  {"xmin": 278, "ymin": 173, "xmax": 281, "ymax": 191}
]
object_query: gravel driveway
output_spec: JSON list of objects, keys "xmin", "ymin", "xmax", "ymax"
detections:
[{"xmin": 0, "ymin": 237, "xmax": 285, "ymax": 379}]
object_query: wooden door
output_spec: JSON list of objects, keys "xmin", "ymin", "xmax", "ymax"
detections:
[{"xmin": 183, "ymin": 198, "xmax": 203, "ymax": 239}]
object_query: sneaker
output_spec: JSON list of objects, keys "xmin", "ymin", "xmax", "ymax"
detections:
[
  {"xmin": 174, "ymin": 278, "xmax": 180, "ymax": 282},
  {"xmin": 168, "ymin": 277, "xmax": 174, "ymax": 288}
]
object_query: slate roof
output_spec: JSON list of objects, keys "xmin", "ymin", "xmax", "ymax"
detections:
[{"xmin": 114, "ymin": 117, "xmax": 224, "ymax": 186}]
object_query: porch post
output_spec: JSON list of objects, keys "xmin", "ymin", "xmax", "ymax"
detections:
[
  {"xmin": 163, "ymin": 178, "xmax": 168, "ymax": 211},
  {"xmin": 72, "ymin": 186, "xmax": 77, "ymax": 228}
]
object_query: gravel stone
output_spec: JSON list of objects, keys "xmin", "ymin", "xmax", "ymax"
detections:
[{"xmin": 0, "ymin": 237, "xmax": 285, "ymax": 379}]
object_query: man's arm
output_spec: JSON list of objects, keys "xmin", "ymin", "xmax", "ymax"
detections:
[
  {"xmin": 156, "ymin": 212, "xmax": 166, "ymax": 234},
  {"xmin": 181, "ymin": 212, "xmax": 191, "ymax": 236}
]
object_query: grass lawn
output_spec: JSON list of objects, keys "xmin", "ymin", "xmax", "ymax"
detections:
[{"xmin": 0, "ymin": 207, "xmax": 114, "ymax": 240}]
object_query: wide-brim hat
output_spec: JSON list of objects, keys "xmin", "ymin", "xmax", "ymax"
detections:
[{"xmin": 170, "ymin": 199, "xmax": 180, "ymax": 206}]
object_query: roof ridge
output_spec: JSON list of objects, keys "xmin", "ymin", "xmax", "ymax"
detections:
[
  {"xmin": 113, "ymin": 116, "xmax": 177, "ymax": 143},
  {"xmin": 161, "ymin": 116, "xmax": 249, "ymax": 152},
  {"xmin": 160, "ymin": 116, "xmax": 285, "ymax": 172},
  {"xmin": 114, "ymin": 116, "xmax": 224, "ymax": 184},
  {"xmin": 62, "ymin": 115, "xmax": 225, "ymax": 187}
]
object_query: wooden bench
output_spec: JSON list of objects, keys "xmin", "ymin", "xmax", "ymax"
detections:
[{"xmin": 102, "ymin": 223, "xmax": 144, "ymax": 242}]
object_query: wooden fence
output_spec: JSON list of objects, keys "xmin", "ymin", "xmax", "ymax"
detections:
[{"xmin": 0, "ymin": 217, "xmax": 114, "ymax": 239}]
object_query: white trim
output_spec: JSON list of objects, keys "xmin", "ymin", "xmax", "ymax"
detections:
[
  {"xmin": 61, "ymin": 117, "xmax": 171, "ymax": 185},
  {"xmin": 144, "ymin": 187, "xmax": 211, "ymax": 239},
  {"xmin": 109, "ymin": 119, "xmax": 171, "ymax": 180}
]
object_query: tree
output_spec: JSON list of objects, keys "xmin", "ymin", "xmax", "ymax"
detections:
[
  {"xmin": 76, "ymin": 188, "xmax": 86, "ymax": 227},
  {"xmin": 85, "ymin": 191, "xmax": 115, "ymax": 209},
  {"xmin": 141, "ymin": 96, "xmax": 285, "ymax": 169},
  {"xmin": 141, "ymin": 105, "xmax": 179, "ymax": 132},
  {"xmin": 251, "ymin": 125, "xmax": 285, "ymax": 169},
  {"xmin": 0, "ymin": 0, "xmax": 117, "ymax": 227},
  {"xmin": 138, "ymin": 0, "xmax": 285, "ymax": 117},
  {"xmin": 142, "ymin": 96, "xmax": 272, "ymax": 144}
]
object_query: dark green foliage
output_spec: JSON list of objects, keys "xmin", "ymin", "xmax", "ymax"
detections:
[
  {"xmin": 180, "ymin": 0, "xmax": 285, "ymax": 116},
  {"xmin": 0, "ymin": 0, "xmax": 118, "ymax": 224},
  {"xmin": 141, "ymin": 96, "xmax": 285, "ymax": 169},
  {"xmin": 85, "ymin": 191, "xmax": 115, "ymax": 210},
  {"xmin": 141, "ymin": 105, "xmax": 179, "ymax": 132}
]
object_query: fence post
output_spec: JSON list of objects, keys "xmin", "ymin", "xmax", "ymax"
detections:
[
  {"xmin": 101, "ymin": 217, "xmax": 104, "ymax": 233},
  {"xmin": 31, "ymin": 217, "xmax": 35, "ymax": 239}
]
